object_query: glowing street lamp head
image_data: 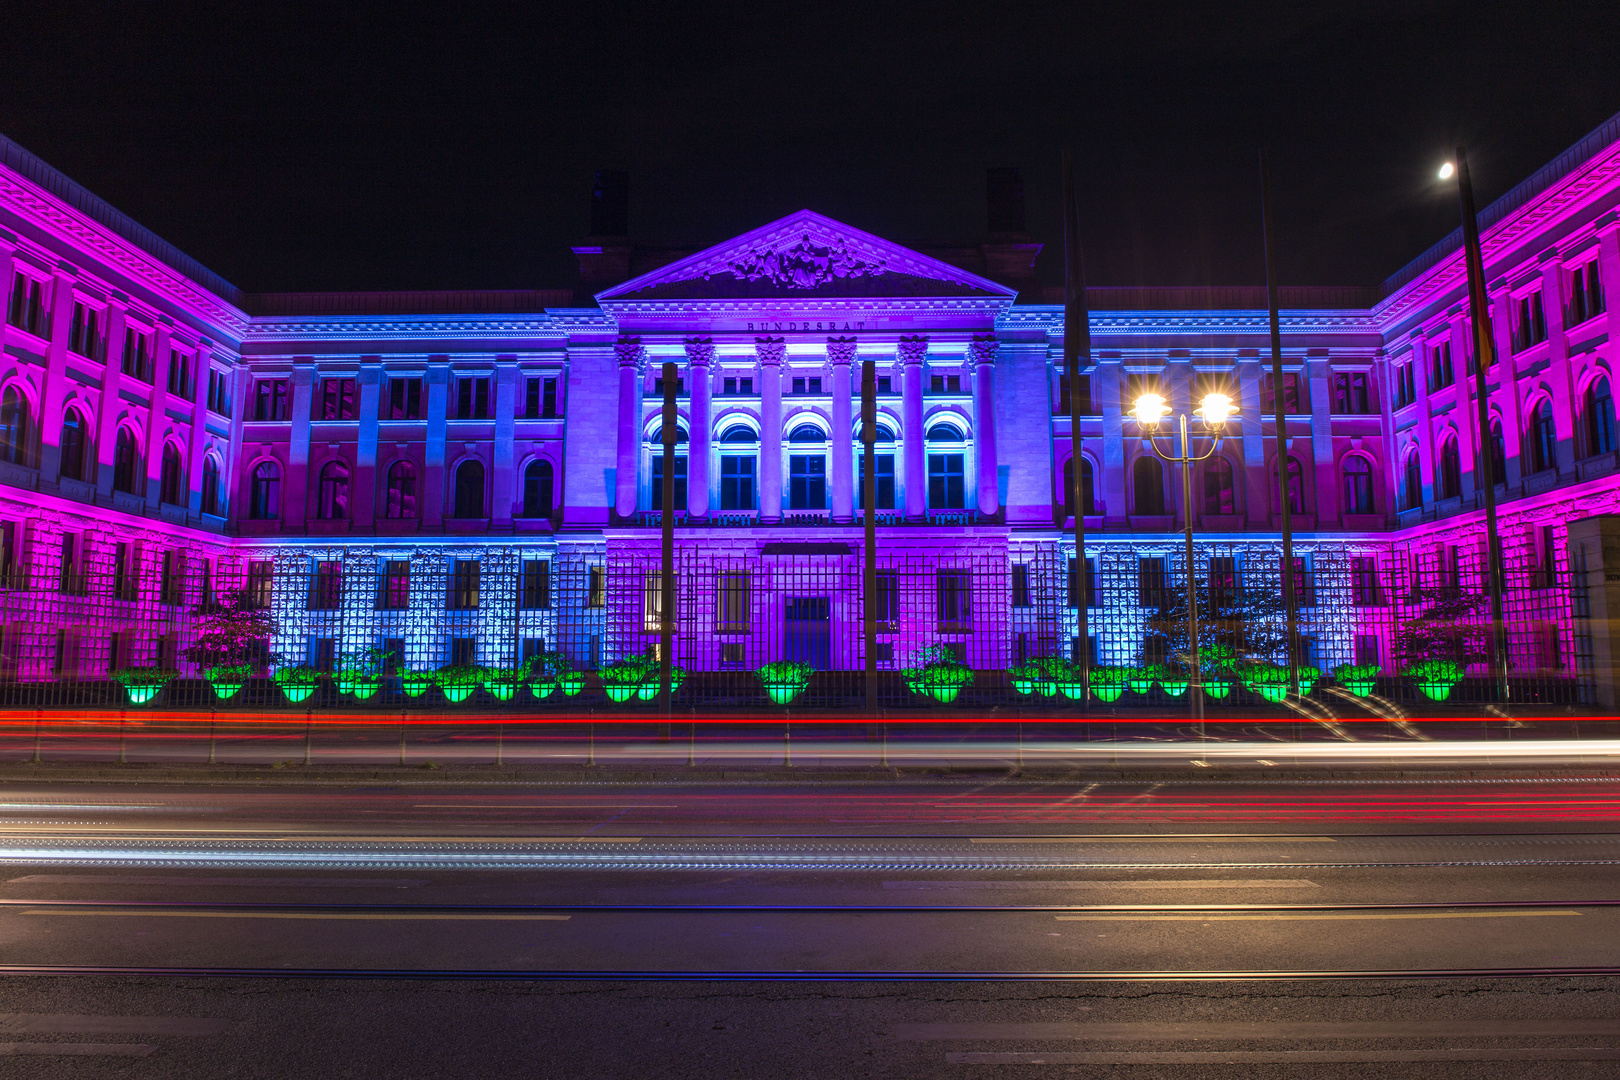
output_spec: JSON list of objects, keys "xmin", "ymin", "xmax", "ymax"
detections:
[
  {"xmin": 1197, "ymin": 392, "xmax": 1234, "ymax": 429},
  {"xmin": 1131, "ymin": 393, "xmax": 1167, "ymax": 429},
  {"xmin": 1438, "ymin": 161, "xmax": 1455, "ymax": 181}
]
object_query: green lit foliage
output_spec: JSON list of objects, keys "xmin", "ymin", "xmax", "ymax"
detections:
[
  {"xmin": 901, "ymin": 645, "xmax": 974, "ymax": 703},
  {"xmin": 755, "ymin": 660, "xmax": 813, "ymax": 705},
  {"xmin": 183, "ymin": 588, "xmax": 279, "ymax": 674},
  {"xmin": 1144, "ymin": 581, "xmax": 1313, "ymax": 673}
]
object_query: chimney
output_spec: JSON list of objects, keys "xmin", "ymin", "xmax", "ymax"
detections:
[
  {"xmin": 986, "ymin": 167, "xmax": 1026, "ymax": 236},
  {"xmin": 574, "ymin": 169, "xmax": 633, "ymax": 303}
]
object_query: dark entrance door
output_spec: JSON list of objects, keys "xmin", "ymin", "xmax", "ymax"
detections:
[{"xmin": 784, "ymin": 597, "xmax": 831, "ymax": 669}]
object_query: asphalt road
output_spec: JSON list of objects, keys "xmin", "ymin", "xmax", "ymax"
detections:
[{"xmin": 6, "ymin": 774, "xmax": 1620, "ymax": 1077}]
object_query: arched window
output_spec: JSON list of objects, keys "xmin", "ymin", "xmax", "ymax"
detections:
[
  {"xmin": 249, "ymin": 461, "xmax": 280, "ymax": 520},
  {"xmin": 788, "ymin": 423, "xmax": 825, "ymax": 443},
  {"xmin": 159, "ymin": 444, "xmax": 185, "ymax": 506},
  {"xmin": 1529, "ymin": 399, "xmax": 1557, "ymax": 473},
  {"xmin": 855, "ymin": 424, "xmax": 895, "ymax": 511},
  {"xmin": 523, "ymin": 459, "xmax": 554, "ymax": 518},
  {"xmin": 1202, "ymin": 456, "xmax": 1236, "ymax": 515},
  {"xmin": 1402, "ymin": 452, "xmax": 1423, "ymax": 511},
  {"xmin": 720, "ymin": 425, "xmax": 758, "ymax": 511},
  {"xmin": 453, "ymin": 459, "xmax": 486, "ymax": 518},
  {"xmin": 384, "ymin": 460, "xmax": 417, "ymax": 519},
  {"xmin": 1273, "ymin": 456, "xmax": 1305, "ymax": 514},
  {"xmin": 926, "ymin": 423, "xmax": 964, "ymax": 442},
  {"xmin": 1437, "ymin": 435, "xmax": 1460, "ymax": 499},
  {"xmin": 1488, "ymin": 419, "xmax": 1506, "ymax": 487},
  {"xmin": 1133, "ymin": 456, "xmax": 1164, "ymax": 515},
  {"xmin": 0, "ymin": 387, "xmax": 31, "ymax": 466},
  {"xmin": 113, "ymin": 428, "xmax": 140, "ymax": 495},
  {"xmin": 200, "ymin": 456, "xmax": 221, "ymax": 516},
  {"xmin": 925, "ymin": 422, "xmax": 966, "ymax": 509},
  {"xmin": 1063, "ymin": 457, "xmax": 1095, "ymax": 517},
  {"xmin": 1342, "ymin": 455, "xmax": 1374, "ymax": 514},
  {"xmin": 648, "ymin": 426, "xmax": 688, "ymax": 512},
  {"xmin": 649, "ymin": 425, "xmax": 689, "ymax": 444},
  {"xmin": 1587, "ymin": 377, "xmax": 1616, "ymax": 456},
  {"xmin": 720, "ymin": 424, "xmax": 757, "ymax": 443},
  {"xmin": 59, "ymin": 406, "xmax": 87, "ymax": 481},
  {"xmin": 317, "ymin": 460, "xmax": 349, "ymax": 520}
]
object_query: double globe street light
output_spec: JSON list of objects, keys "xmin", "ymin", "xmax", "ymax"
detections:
[{"xmin": 1130, "ymin": 390, "xmax": 1237, "ymax": 717}]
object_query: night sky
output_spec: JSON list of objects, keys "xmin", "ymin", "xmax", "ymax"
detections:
[{"xmin": 2, "ymin": 1, "xmax": 1618, "ymax": 295}]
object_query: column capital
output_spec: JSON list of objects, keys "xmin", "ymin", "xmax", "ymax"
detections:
[
  {"xmin": 826, "ymin": 336, "xmax": 858, "ymax": 365},
  {"xmin": 755, "ymin": 336, "xmax": 786, "ymax": 365},
  {"xmin": 683, "ymin": 336, "xmax": 716, "ymax": 366},
  {"xmin": 615, "ymin": 335, "xmax": 646, "ymax": 369},
  {"xmin": 968, "ymin": 333, "xmax": 999, "ymax": 368},
  {"xmin": 897, "ymin": 335, "xmax": 929, "ymax": 365}
]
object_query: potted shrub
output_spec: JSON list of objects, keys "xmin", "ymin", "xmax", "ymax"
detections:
[
  {"xmin": 481, "ymin": 660, "xmax": 532, "ymax": 702},
  {"xmin": 334, "ymin": 646, "xmax": 389, "ymax": 700},
  {"xmin": 1198, "ymin": 645, "xmax": 1236, "ymax": 699},
  {"xmin": 433, "ymin": 664, "xmax": 486, "ymax": 703},
  {"xmin": 204, "ymin": 663, "xmax": 254, "ymax": 700},
  {"xmin": 600, "ymin": 652, "xmax": 655, "ymax": 703},
  {"xmin": 527, "ymin": 651, "xmax": 569, "ymax": 700},
  {"xmin": 756, "ymin": 660, "xmax": 813, "ymax": 705},
  {"xmin": 1297, "ymin": 664, "xmax": 1322, "ymax": 697},
  {"xmin": 1238, "ymin": 662, "xmax": 1289, "ymax": 703},
  {"xmin": 636, "ymin": 661, "xmax": 687, "ymax": 700},
  {"xmin": 1008, "ymin": 659, "xmax": 1044, "ymax": 696},
  {"xmin": 1088, "ymin": 665, "xmax": 1129, "ymax": 702},
  {"xmin": 273, "ymin": 665, "xmax": 322, "ymax": 703},
  {"xmin": 399, "ymin": 670, "xmax": 434, "ymax": 697},
  {"xmin": 1034, "ymin": 657, "xmax": 1086, "ymax": 699},
  {"xmin": 1332, "ymin": 661, "xmax": 1381, "ymax": 698},
  {"xmin": 901, "ymin": 645, "xmax": 974, "ymax": 704},
  {"xmin": 1403, "ymin": 657, "xmax": 1465, "ymax": 701},
  {"xmin": 1145, "ymin": 662, "xmax": 1188, "ymax": 697},
  {"xmin": 112, "ymin": 666, "xmax": 176, "ymax": 705},
  {"xmin": 1125, "ymin": 666, "xmax": 1154, "ymax": 695}
]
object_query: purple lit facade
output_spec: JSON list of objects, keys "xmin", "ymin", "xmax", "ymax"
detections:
[{"xmin": 2, "ymin": 110, "xmax": 1620, "ymax": 687}]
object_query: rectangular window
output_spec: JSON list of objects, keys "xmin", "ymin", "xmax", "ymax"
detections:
[
  {"xmin": 650, "ymin": 454, "xmax": 688, "ymax": 510},
  {"xmin": 789, "ymin": 455, "xmax": 826, "ymax": 509},
  {"xmin": 206, "ymin": 368, "xmax": 232, "ymax": 415},
  {"xmin": 1354, "ymin": 634, "xmax": 1379, "ymax": 667},
  {"xmin": 587, "ymin": 566, "xmax": 606, "ymax": 607},
  {"xmin": 541, "ymin": 376, "xmax": 558, "ymax": 417},
  {"xmin": 246, "ymin": 560, "xmax": 274, "ymax": 609},
  {"xmin": 1290, "ymin": 555, "xmax": 1316, "ymax": 607},
  {"xmin": 873, "ymin": 569, "xmax": 899, "ymax": 628},
  {"xmin": 858, "ymin": 453, "xmax": 895, "ymax": 510},
  {"xmin": 521, "ymin": 558, "xmax": 551, "ymax": 610},
  {"xmin": 1515, "ymin": 291, "xmax": 1548, "ymax": 351},
  {"xmin": 68, "ymin": 302, "xmax": 104, "ymax": 360},
  {"xmin": 723, "ymin": 377, "xmax": 737, "ymax": 395},
  {"xmin": 377, "ymin": 559, "xmax": 411, "ymax": 610},
  {"xmin": 1011, "ymin": 564, "xmax": 1030, "ymax": 608},
  {"xmin": 877, "ymin": 376, "xmax": 892, "ymax": 394},
  {"xmin": 642, "ymin": 570, "xmax": 676, "ymax": 632},
  {"xmin": 254, "ymin": 379, "xmax": 290, "ymax": 421},
  {"xmin": 1351, "ymin": 556, "xmax": 1382, "ymax": 606},
  {"xmin": 308, "ymin": 560, "xmax": 342, "ymax": 611},
  {"xmin": 720, "ymin": 455, "xmax": 755, "ymax": 511},
  {"xmin": 455, "ymin": 376, "xmax": 491, "ymax": 419},
  {"xmin": 1260, "ymin": 372, "xmax": 1304, "ymax": 414},
  {"xmin": 1137, "ymin": 556, "xmax": 1165, "ymax": 607},
  {"xmin": 7, "ymin": 273, "xmax": 48, "ymax": 337},
  {"xmin": 167, "ymin": 350, "xmax": 194, "ymax": 399},
  {"xmin": 1541, "ymin": 524, "xmax": 1558, "ymax": 587},
  {"xmin": 1393, "ymin": 361, "xmax": 1415, "ymax": 409},
  {"xmin": 58, "ymin": 533, "xmax": 76, "ymax": 595},
  {"xmin": 309, "ymin": 637, "xmax": 336, "ymax": 672},
  {"xmin": 113, "ymin": 542, "xmax": 142, "ymax": 602},
  {"xmin": 1333, "ymin": 372, "xmax": 1372, "ymax": 413},
  {"xmin": 1208, "ymin": 555, "xmax": 1238, "ymax": 602},
  {"xmin": 121, "ymin": 327, "xmax": 153, "ymax": 380},
  {"xmin": 1068, "ymin": 557, "xmax": 1097, "ymax": 609},
  {"xmin": 524, "ymin": 377, "xmax": 541, "ymax": 418},
  {"xmin": 449, "ymin": 637, "xmax": 476, "ymax": 667},
  {"xmin": 927, "ymin": 453, "xmax": 965, "ymax": 509},
  {"xmin": 1428, "ymin": 341, "xmax": 1454, "ymax": 390},
  {"xmin": 381, "ymin": 638, "xmax": 405, "ymax": 674},
  {"xmin": 652, "ymin": 375, "xmax": 684, "ymax": 397},
  {"xmin": 937, "ymin": 570, "xmax": 971, "ymax": 631},
  {"xmin": 929, "ymin": 374, "xmax": 943, "ymax": 393},
  {"xmin": 385, "ymin": 377, "xmax": 423, "ymax": 420},
  {"xmin": 1056, "ymin": 372, "xmax": 1093, "ymax": 415},
  {"xmin": 720, "ymin": 642, "xmax": 747, "ymax": 666},
  {"xmin": 1571, "ymin": 261, "xmax": 1606, "ymax": 325},
  {"xmin": 160, "ymin": 549, "xmax": 186, "ymax": 606},
  {"xmin": 717, "ymin": 571, "xmax": 751, "ymax": 632},
  {"xmin": 447, "ymin": 558, "xmax": 481, "ymax": 609},
  {"xmin": 318, "ymin": 377, "xmax": 358, "ymax": 420}
]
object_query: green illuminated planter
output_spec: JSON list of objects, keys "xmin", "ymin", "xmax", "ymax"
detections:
[
  {"xmin": 483, "ymin": 681, "xmax": 519, "ymax": 701},
  {"xmin": 764, "ymin": 682, "xmax": 809, "ymax": 705},
  {"xmin": 112, "ymin": 666, "xmax": 177, "ymax": 706},
  {"xmin": 400, "ymin": 673, "xmax": 433, "ymax": 697},
  {"xmin": 205, "ymin": 664, "xmax": 253, "ymax": 701},
  {"xmin": 1158, "ymin": 680, "xmax": 1188, "ymax": 697},
  {"xmin": 272, "ymin": 667, "xmax": 322, "ymax": 704},
  {"xmin": 603, "ymin": 682, "xmax": 639, "ymax": 703},
  {"xmin": 337, "ymin": 677, "xmax": 380, "ymax": 700},
  {"xmin": 432, "ymin": 665, "xmax": 486, "ymax": 704},
  {"xmin": 1333, "ymin": 662, "xmax": 1380, "ymax": 699},
  {"xmin": 1052, "ymin": 680, "xmax": 1087, "ymax": 700},
  {"xmin": 1126, "ymin": 669, "xmax": 1153, "ymax": 695},
  {"xmin": 1011, "ymin": 679, "xmax": 1035, "ymax": 695},
  {"xmin": 756, "ymin": 662, "xmax": 813, "ymax": 706},
  {"xmin": 1402, "ymin": 659, "xmax": 1464, "ymax": 703},
  {"xmin": 1297, "ymin": 666, "xmax": 1322, "ymax": 697},
  {"xmin": 529, "ymin": 679, "xmax": 557, "ymax": 700},
  {"xmin": 1088, "ymin": 666, "xmax": 1129, "ymax": 703},
  {"xmin": 125, "ymin": 684, "xmax": 163, "ymax": 704},
  {"xmin": 210, "ymin": 682, "xmax": 244, "ymax": 700},
  {"xmin": 1202, "ymin": 678, "xmax": 1233, "ymax": 699},
  {"xmin": 281, "ymin": 683, "xmax": 317, "ymax": 703},
  {"xmin": 443, "ymin": 684, "xmax": 477, "ymax": 703},
  {"xmin": 557, "ymin": 673, "xmax": 585, "ymax": 697}
]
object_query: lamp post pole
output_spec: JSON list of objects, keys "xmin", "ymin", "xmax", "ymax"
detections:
[
  {"xmin": 1450, "ymin": 148, "xmax": 1511, "ymax": 703},
  {"xmin": 1259, "ymin": 149, "xmax": 1299, "ymax": 698},
  {"xmin": 1062, "ymin": 150, "xmax": 1092, "ymax": 695}
]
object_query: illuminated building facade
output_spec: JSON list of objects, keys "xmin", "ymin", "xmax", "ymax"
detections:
[{"xmin": 0, "ymin": 109, "xmax": 1618, "ymax": 690}]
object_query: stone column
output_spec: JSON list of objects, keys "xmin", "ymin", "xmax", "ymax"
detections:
[
  {"xmin": 757, "ymin": 337, "xmax": 784, "ymax": 522},
  {"xmin": 828, "ymin": 336, "xmax": 856, "ymax": 522},
  {"xmin": 1306, "ymin": 355, "xmax": 1334, "ymax": 525},
  {"xmin": 1237, "ymin": 357, "xmax": 1267, "ymax": 525},
  {"xmin": 1568, "ymin": 515, "xmax": 1620, "ymax": 708},
  {"xmin": 37, "ymin": 265, "xmax": 77, "ymax": 484},
  {"xmin": 969, "ymin": 334, "xmax": 999, "ymax": 517},
  {"xmin": 186, "ymin": 343, "xmax": 217, "ymax": 518},
  {"xmin": 95, "ymin": 299, "xmax": 128, "ymax": 497},
  {"xmin": 285, "ymin": 361, "xmax": 315, "ymax": 531},
  {"xmin": 1598, "ymin": 217, "xmax": 1620, "ymax": 358},
  {"xmin": 899, "ymin": 335, "xmax": 928, "ymax": 519},
  {"xmin": 490, "ymin": 360, "xmax": 519, "ymax": 530},
  {"xmin": 613, "ymin": 337, "xmax": 643, "ymax": 520},
  {"xmin": 422, "ymin": 361, "xmax": 448, "ymax": 531},
  {"xmin": 685, "ymin": 337, "xmax": 714, "ymax": 520},
  {"xmin": 144, "ymin": 322, "xmax": 173, "ymax": 509}
]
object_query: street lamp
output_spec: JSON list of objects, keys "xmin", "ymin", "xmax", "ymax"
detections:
[
  {"xmin": 1440, "ymin": 149, "xmax": 1510, "ymax": 702},
  {"xmin": 1131, "ymin": 390, "xmax": 1236, "ymax": 717}
]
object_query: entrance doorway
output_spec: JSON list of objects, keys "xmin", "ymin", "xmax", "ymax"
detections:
[{"xmin": 784, "ymin": 597, "xmax": 831, "ymax": 669}]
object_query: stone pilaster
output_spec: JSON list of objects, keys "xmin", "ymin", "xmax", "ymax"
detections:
[
  {"xmin": 685, "ymin": 337, "xmax": 715, "ymax": 519},
  {"xmin": 285, "ymin": 361, "xmax": 315, "ymax": 531},
  {"xmin": 613, "ymin": 336, "xmax": 644, "ymax": 520},
  {"xmin": 353, "ymin": 359, "xmax": 381, "ymax": 531},
  {"xmin": 899, "ymin": 335, "xmax": 928, "ymax": 520},
  {"xmin": 757, "ymin": 337, "xmax": 784, "ymax": 522},
  {"xmin": 969, "ymin": 334, "xmax": 999, "ymax": 517},
  {"xmin": 827, "ymin": 336, "xmax": 856, "ymax": 522},
  {"xmin": 1568, "ymin": 515, "xmax": 1620, "ymax": 709}
]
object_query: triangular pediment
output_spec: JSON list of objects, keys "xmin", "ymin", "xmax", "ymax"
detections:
[{"xmin": 596, "ymin": 210, "xmax": 1017, "ymax": 302}]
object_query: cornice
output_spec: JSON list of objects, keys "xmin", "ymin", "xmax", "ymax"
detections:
[
  {"xmin": 0, "ymin": 174, "xmax": 249, "ymax": 341},
  {"xmin": 600, "ymin": 296, "xmax": 1014, "ymax": 318},
  {"xmin": 242, "ymin": 311, "xmax": 605, "ymax": 342},
  {"xmin": 1002, "ymin": 307, "xmax": 1380, "ymax": 336}
]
